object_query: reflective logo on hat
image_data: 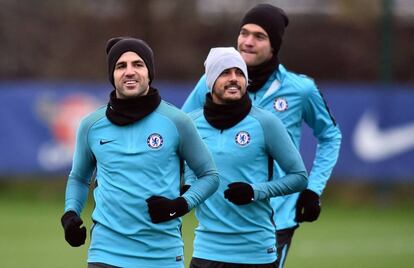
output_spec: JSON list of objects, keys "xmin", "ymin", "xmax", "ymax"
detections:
[
  {"xmin": 235, "ymin": 131, "xmax": 250, "ymax": 146},
  {"xmin": 274, "ymin": 98, "xmax": 288, "ymax": 112},
  {"xmin": 147, "ymin": 133, "xmax": 163, "ymax": 149}
]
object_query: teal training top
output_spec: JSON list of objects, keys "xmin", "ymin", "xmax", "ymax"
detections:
[
  {"xmin": 64, "ymin": 100, "xmax": 219, "ymax": 268},
  {"xmin": 182, "ymin": 64, "xmax": 342, "ymax": 230},
  {"xmin": 185, "ymin": 106, "xmax": 308, "ymax": 264}
]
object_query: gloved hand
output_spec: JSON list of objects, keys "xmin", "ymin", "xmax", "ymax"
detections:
[
  {"xmin": 180, "ymin": 184, "xmax": 191, "ymax": 195},
  {"xmin": 224, "ymin": 182, "xmax": 254, "ymax": 205},
  {"xmin": 295, "ymin": 189, "xmax": 321, "ymax": 223},
  {"xmin": 60, "ymin": 211, "xmax": 87, "ymax": 247},
  {"xmin": 146, "ymin": 196, "xmax": 189, "ymax": 223}
]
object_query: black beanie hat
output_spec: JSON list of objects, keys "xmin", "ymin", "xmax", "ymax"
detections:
[
  {"xmin": 106, "ymin": 37, "xmax": 154, "ymax": 87},
  {"xmin": 240, "ymin": 4, "xmax": 289, "ymax": 53}
]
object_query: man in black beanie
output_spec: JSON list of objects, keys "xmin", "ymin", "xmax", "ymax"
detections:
[
  {"xmin": 106, "ymin": 37, "xmax": 155, "ymax": 89},
  {"xmin": 182, "ymin": 4, "xmax": 342, "ymax": 268},
  {"xmin": 60, "ymin": 36, "xmax": 219, "ymax": 268}
]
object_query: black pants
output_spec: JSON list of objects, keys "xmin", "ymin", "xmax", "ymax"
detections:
[
  {"xmin": 88, "ymin": 263, "xmax": 119, "ymax": 268},
  {"xmin": 275, "ymin": 226, "xmax": 297, "ymax": 268},
  {"xmin": 190, "ymin": 257, "xmax": 278, "ymax": 268}
]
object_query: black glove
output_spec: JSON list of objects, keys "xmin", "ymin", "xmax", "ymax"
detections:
[
  {"xmin": 224, "ymin": 182, "xmax": 254, "ymax": 205},
  {"xmin": 146, "ymin": 196, "xmax": 189, "ymax": 223},
  {"xmin": 61, "ymin": 211, "xmax": 87, "ymax": 247},
  {"xmin": 180, "ymin": 184, "xmax": 191, "ymax": 195},
  {"xmin": 295, "ymin": 189, "xmax": 321, "ymax": 223}
]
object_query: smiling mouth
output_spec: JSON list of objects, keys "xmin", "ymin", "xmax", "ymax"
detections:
[
  {"xmin": 225, "ymin": 84, "xmax": 241, "ymax": 90},
  {"xmin": 124, "ymin": 80, "xmax": 138, "ymax": 86},
  {"xmin": 241, "ymin": 50, "xmax": 255, "ymax": 54},
  {"xmin": 225, "ymin": 86, "xmax": 241, "ymax": 94}
]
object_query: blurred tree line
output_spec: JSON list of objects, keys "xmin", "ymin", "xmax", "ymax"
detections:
[{"xmin": 1, "ymin": 0, "xmax": 413, "ymax": 83}]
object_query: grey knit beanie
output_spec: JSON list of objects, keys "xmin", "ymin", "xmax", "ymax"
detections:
[{"xmin": 204, "ymin": 47, "xmax": 248, "ymax": 91}]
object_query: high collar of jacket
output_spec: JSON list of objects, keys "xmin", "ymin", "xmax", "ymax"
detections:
[
  {"xmin": 106, "ymin": 87, "xmax": 161, "ymax": 126},
  {"xmin": 247, "ymin": 54, "xmax": 279, "ymax": 93},
  {"xmin": 203, "ymin": 92, "xmax": 252, "ymax": 130}
]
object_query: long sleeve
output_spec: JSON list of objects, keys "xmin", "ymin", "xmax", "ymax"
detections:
[
  {"xmin": 64, "ymin": 117, "xmax": 96, "ymax": 215},
  {"xmin": 176, "ymin": 113, "xmax": 219, "ymax": 209},
  {"xmin": 303, "ymin": 85, "xmax": 342, "ymax": 195},
  {"xmin": 251, "ymin": 111, "xmax": 308, "ymax": 200}
]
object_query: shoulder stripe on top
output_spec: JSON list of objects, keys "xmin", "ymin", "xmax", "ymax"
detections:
[{"xmin": 317, "ymin": 89, "xmax": 337, "ymax": 126}]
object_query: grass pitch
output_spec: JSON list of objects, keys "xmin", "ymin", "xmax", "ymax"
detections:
[{"xmin": 0, "ymin": 181, "xmax": 413, "ymax": 268}]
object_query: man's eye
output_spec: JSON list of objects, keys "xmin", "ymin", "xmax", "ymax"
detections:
[{"xmin": 134, "ymin": 62, "xmax": 145, "ymax": 67}]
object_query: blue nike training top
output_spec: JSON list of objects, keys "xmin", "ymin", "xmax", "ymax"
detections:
[
  {"xmin": 185, "ymin": 106, "xmax": 308, "ymax": 264},
  {"xmin": 64, "ymin": 101, "xmax": 219, "ymax": 268}
]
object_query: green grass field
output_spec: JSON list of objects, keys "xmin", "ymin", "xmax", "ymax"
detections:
[{"xmin": 1, "ymin": 181, "xmax": 413, "ymax": 268}]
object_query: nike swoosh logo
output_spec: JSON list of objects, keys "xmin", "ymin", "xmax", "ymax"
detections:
[
  {"xmin": 353, "ymin": 111, "xmax": 414, "ymax": 161},
  {"xmin": 169, "ymin": 212, "xmax": 176, "ymax": 217},
  {"xmin": 100, "ymin": 139, "xmax": 114, "ymax": 145}
]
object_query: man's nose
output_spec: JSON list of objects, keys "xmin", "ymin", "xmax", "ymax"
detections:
[
  {"xmin": 229, "ymin": 72, "xmax": 238, "ymax": 81},
  {"xmin": 125, "ymin": 64, "xmax": 135, "ymax": 75},
  {"xmin": 243, "ymin": 35, "xmax": 254, "ymax": 46}
]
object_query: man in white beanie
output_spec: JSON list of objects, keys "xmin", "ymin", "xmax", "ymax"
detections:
[
  {"xmin": 184, "ymin": 47, "xmax": 308, "ymax": 268},
  {"xmin": 183, "ymin": 4, "xmax": 342, "ymax": 267}
]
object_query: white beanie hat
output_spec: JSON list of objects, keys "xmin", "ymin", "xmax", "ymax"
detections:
[{"xmin": 204, "ymin": 47, "xmax": 248, "ymax": 91}]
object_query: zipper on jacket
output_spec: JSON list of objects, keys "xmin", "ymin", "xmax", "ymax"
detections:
[{"xmin": 218, "ymin": 129, "xmax": 225, "ymax": 153}]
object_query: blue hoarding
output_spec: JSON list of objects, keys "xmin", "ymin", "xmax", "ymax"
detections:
[{"xmin": 0, "ymin": 81, "xmax": 413, "ymax": 181}]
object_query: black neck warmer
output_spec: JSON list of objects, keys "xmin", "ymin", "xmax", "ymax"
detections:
[
  {"xmin": 203, "ymin": 92, "xmax": 252, "ymax": 130},
  {"xmin": 106, "ymin": 87, "xmax": 161, "ymax": 126},
  {"xmin": 247, "ymin": 55, "xmax": 279, "ymax": 93}
]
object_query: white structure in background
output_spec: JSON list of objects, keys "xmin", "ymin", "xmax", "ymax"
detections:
[{"xmin": 353, "ymin": 110, "xmax": 414, "ymax": 162}]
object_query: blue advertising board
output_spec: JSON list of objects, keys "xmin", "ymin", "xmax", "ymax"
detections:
[{"xmin": 0, "ymin": 81, "xmax": 413, "ymax": 181}]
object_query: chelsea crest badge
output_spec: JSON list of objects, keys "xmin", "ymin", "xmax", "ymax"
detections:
[
  {"xmin": 273, "ymin": 98, "xmax": 288, "ymax": 112},
  {"xmin": 147, "ymin": 133, "xmax": 163, "ymax": 149},
  {"xmin": 235, "ymin": 131, "xmax": 250, "ymax": 146}
]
